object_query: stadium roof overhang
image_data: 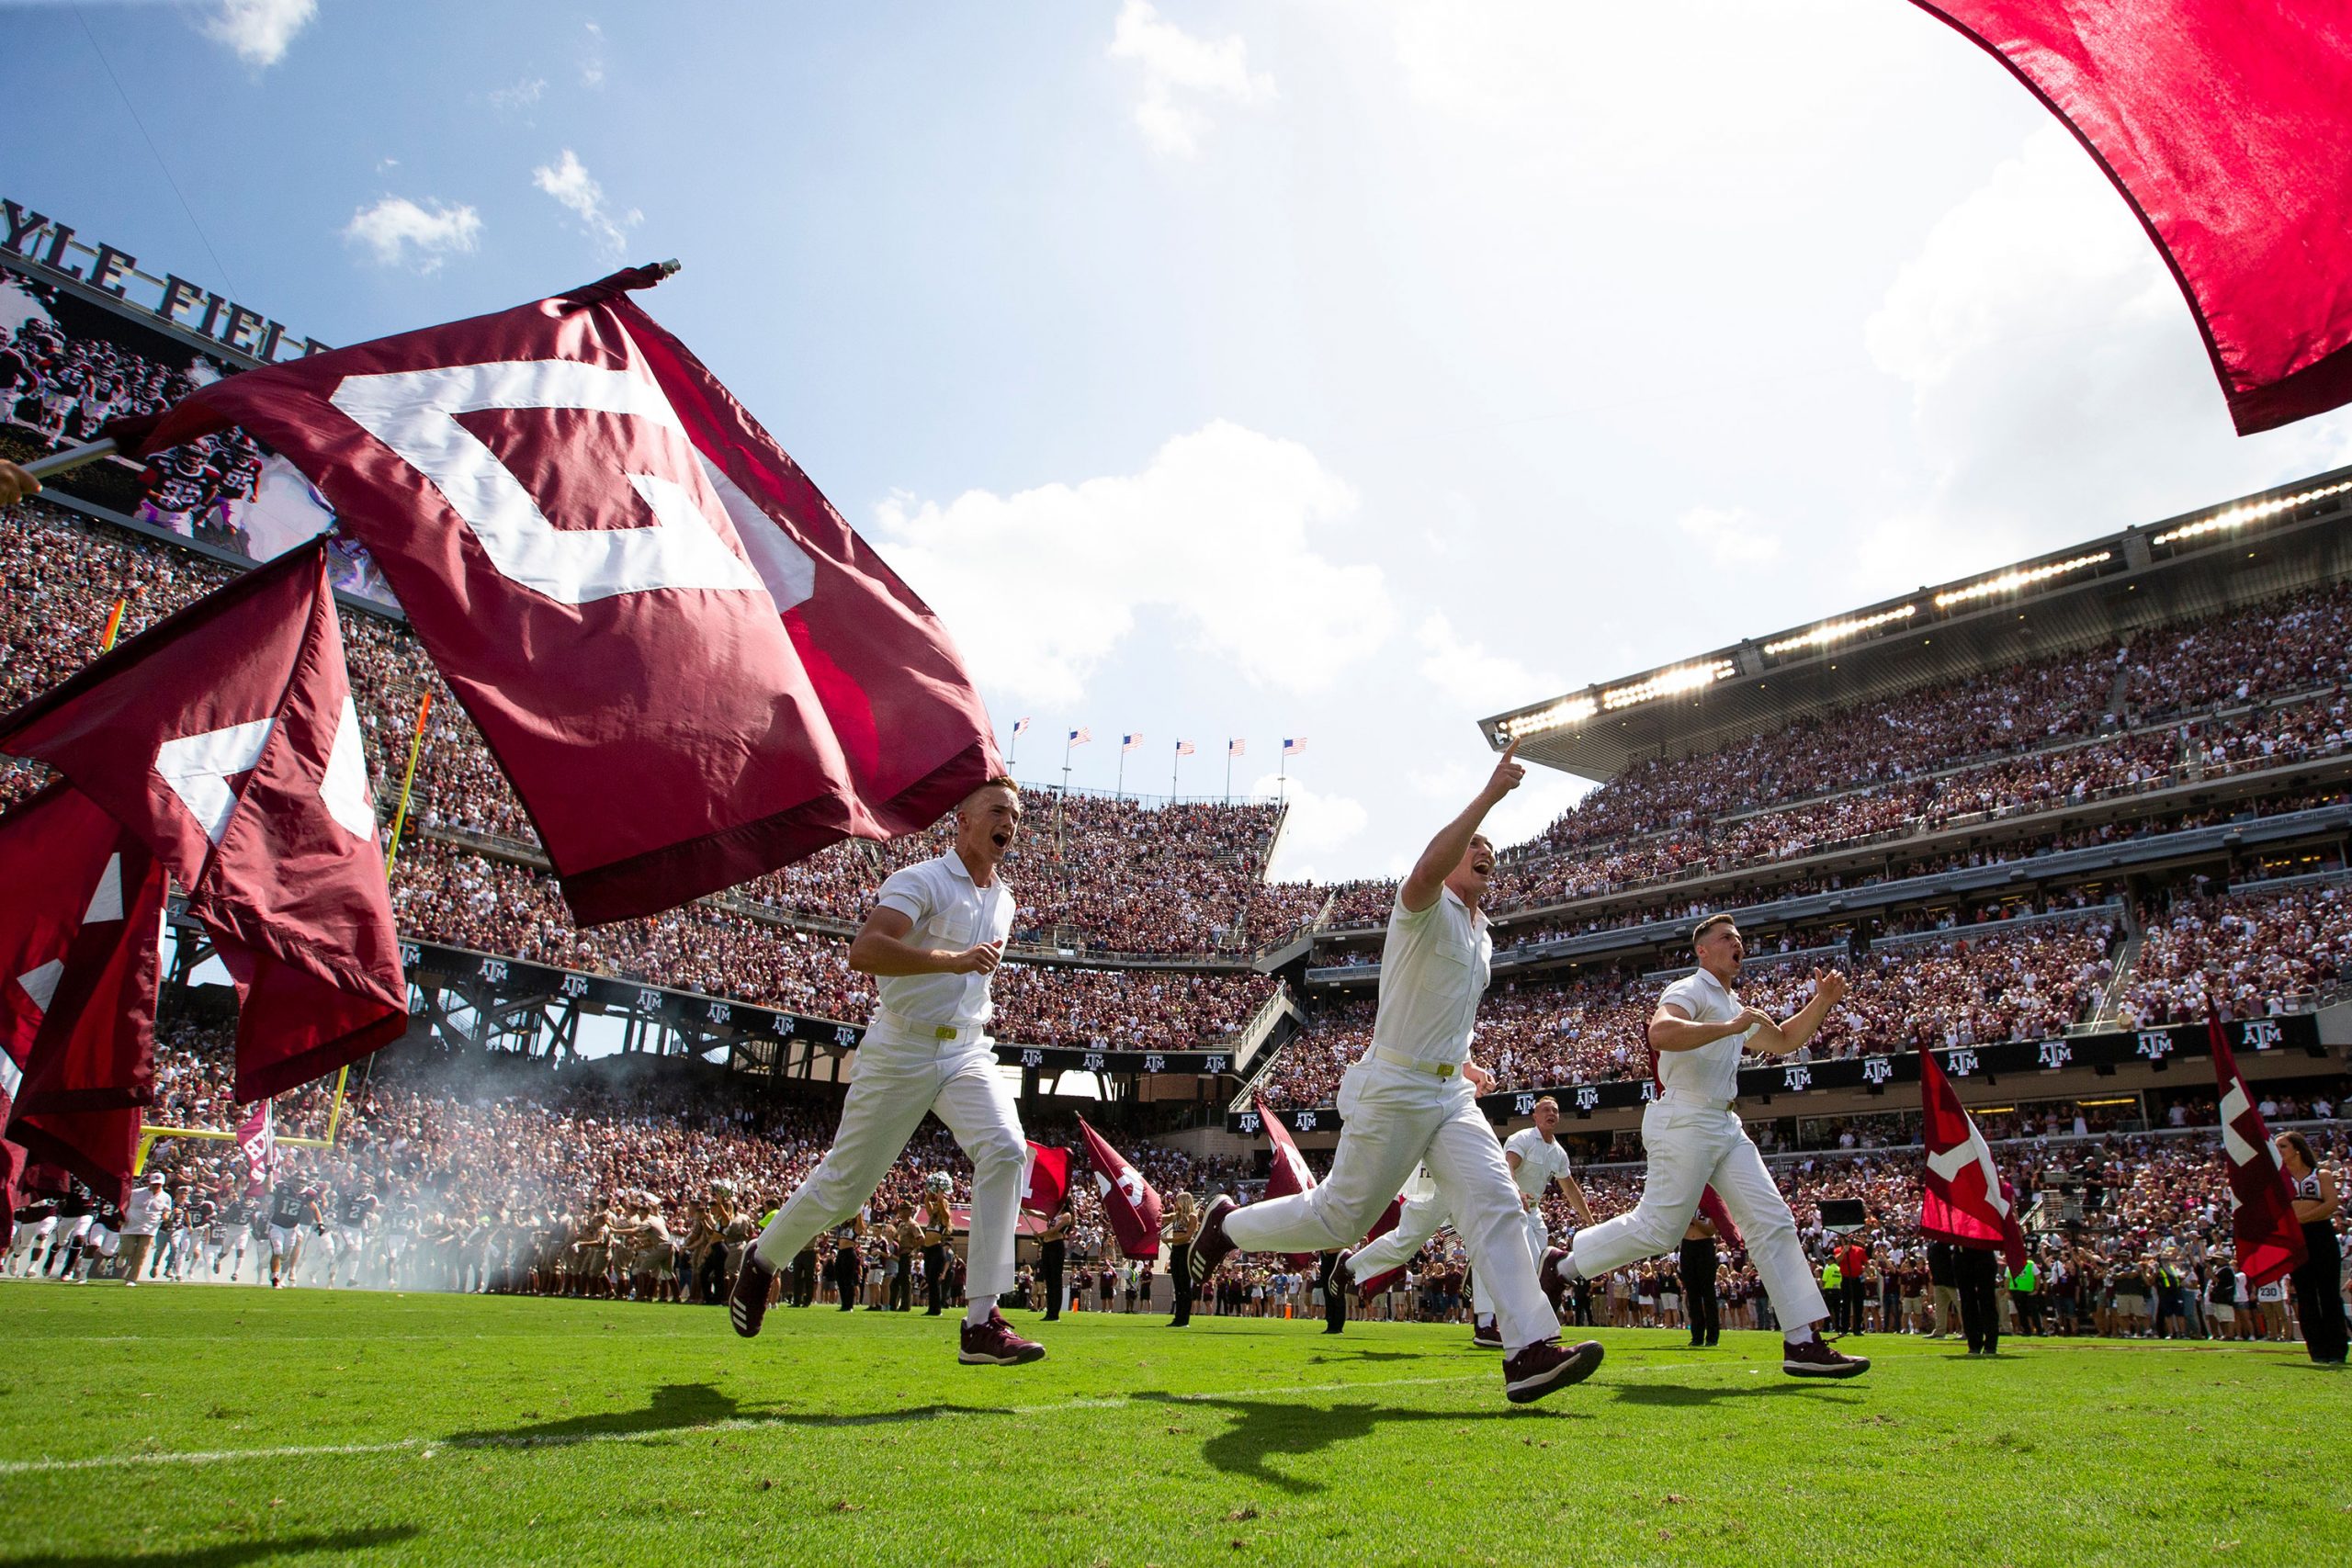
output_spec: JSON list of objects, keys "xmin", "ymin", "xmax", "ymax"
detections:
[{"xmin": 1480, "ymin": 466, "xmax": 2352, "ymax": 781}]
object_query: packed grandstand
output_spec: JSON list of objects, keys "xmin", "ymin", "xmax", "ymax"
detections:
[{"xmin": 2, "ymin": 283, "xmax": 2347, "ymax": 1333}]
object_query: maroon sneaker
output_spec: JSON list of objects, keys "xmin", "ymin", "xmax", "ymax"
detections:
[
  {"xmin": 1502, "ymin": 1337, "xmax": 1604, "ymax": 1404},
  {"xmin": 729, "ymin": 1250, "xmax": 776, "ymax": 1338},
  {"xmin": 1189, "ymin": 1194, "xmax": 1238, "ymax": 1283},
  {"xmin": 959, "ymin": 1310, "xmax": 1046, "ymax": 1366},
  {"xmin": 1782, "ymin": 1336, "xmax": 1871, "ymax": 1379},
  {"xmin": 1538, "ymin": 1247, "xmax": 1576, "ymax": 1315},
  {"xmin": 1470, "ymin": 1323, "xmax": 1504, "ymax": 1350}
]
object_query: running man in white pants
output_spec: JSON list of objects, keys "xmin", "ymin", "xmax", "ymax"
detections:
[
  {"xmin": 1542, "ymin": 913, "xmax": 1869, "ymax": 1379},
  {"xmin": 730, "ymin": 778, "xmax": 1044, "ymax": 1368},
  {"xmin": 1190, "ymin": 745, "xmax": 1604, "ymax": 1404},
  {"xmin": 1337, "ymin": 1099, "xmax": 1596, "ymax": 1348}
]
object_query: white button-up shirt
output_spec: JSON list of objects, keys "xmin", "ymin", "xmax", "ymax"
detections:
[
  {"xmin": 1372, "ymin": 886, "xmax": 1491, "ymax": 1066},
  {"xmin": 869, "ymin": 849, "xmax": 1015, "ymax": 1034},
  {"xmin": 1502, "ymin": 1126, "xmax": 1571, "ymax": 1201},
  {"xmin": 1656, "ymin": 967, "xmax": 1754, "ymax": 1103}
]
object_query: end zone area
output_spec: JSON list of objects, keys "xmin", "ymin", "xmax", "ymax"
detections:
[{"xmin": 2, "ymin": 1283, "xmax": 2344, "ymax": 1566}]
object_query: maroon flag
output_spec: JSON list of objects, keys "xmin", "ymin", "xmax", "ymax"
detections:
[
  {"xmin": 1255, "ymin": 1094, "xmax": 1321, "ymax": 1269},
  {"xmin": 0, "ymin": 785, "xmax": 166, "ymax": 1205},
  {"xmin": 235, "ymin": 1100, "xmax": 277, "ymax": 1197},
  {"xmin": 1912, "ymin": 2, "xmax": 2352, "ymax": 434},
  {"xmin": 1021, "ymin": 1141, "xmax": 1070, "ymax": 1216},
  {"xmin": 1351, "ymin": 1194, "xmax": 1413, "ymax": 1297},
  {"xmin": 0, "ymin": 545, "xmax": 407, "ymax": 1100},
  {"xmin": 1698, "ymin": 1185, "xmax": 1744, "ymax": 1252},
  {"xmin": 2209, "ymin": 1017, "xmax": 2307, "ymax": 1287},
  {"xmin": 1918, "ymin": 1050, "xmax": 2027, "ymax": 1272},
  {"xmin": 1076, "ymin": 1116, "xmax": 1162, "ymax": 1261},
  {"xmin": 104, "ymin": 266, "xmax": 997, "ymax": 924}
]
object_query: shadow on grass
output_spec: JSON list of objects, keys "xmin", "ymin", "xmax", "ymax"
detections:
[
  {"xmin": 1304, "ymin": 1349, "xmax": 1423, "ymax": 1365},
  {"xmin": 1135, "ymin": 1392, "xmax": 1583, "ymax": 1495},
  {"xmin": 444, "ymin": 1382, "xmax": 1010, "ymax": 1449},
  {"xmin": 13, "ymin": 1527, "xmax": 420, "ymax": 1566},
  {"xmin": 1609, "ymin": 1381, "xmax": 1865, "ymax": 1408}
]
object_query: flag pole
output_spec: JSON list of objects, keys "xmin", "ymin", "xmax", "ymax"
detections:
[
  {"xmin": 1225, "ymin": 742, "xmax": 1232, "ymax": 803},
  {"xmin": 382, "ymin": 691, "xmax": 434, "ymax": 876},
  {"xmin": 19, "ymin": 438, "xmax": 119, "ymax": 483},
  {"xmin": 1171, "ymin": 741, "xmax": 1179, "ymax": 798},
  {"xmin": 1115, "ymin": 742, "xmax": 1125, "ymax": 801},
  {"xmin": 98, "ymin": 596, "xmax": 127, "ymax": 652}
]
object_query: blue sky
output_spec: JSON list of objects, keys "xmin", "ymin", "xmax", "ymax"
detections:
[{"xmin": 13, "ymin": 0, "xmax": 2352, "ymax": 880}]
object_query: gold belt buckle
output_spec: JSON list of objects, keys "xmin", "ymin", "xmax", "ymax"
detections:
[
  {"xmin": 1435, "ymin": 1062, "xmax": 1453, "ymax": 1078},
  {"xmin": 934, "ymin": 1025, "xmax": 957, "ymax": 1042}
]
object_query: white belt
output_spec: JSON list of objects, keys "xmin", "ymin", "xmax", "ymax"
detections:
[
  {"xmin": 1368, "ymin": 1046, "xmax": 1464, "ymax": 1079},
  {"xmin": 871, "ymin": 1010, "xmax": 988, "ymax": 1046},
  {"xmin": 1657, "ymin": 1088, "xmax": 1738, "ymax": 1112}
]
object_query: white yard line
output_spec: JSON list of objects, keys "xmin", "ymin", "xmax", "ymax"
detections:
[{"xmin": 0, "ymin": 1360, "xmax": 1710, "ymax": 1477}]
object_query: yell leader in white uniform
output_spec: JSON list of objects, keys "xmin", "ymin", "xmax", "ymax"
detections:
[
  {"xmin": 1544, "ymin": 913, "xmax": 1869, "ymax": 1378},
  {"xmin": 1190, "ymin": 743, "xmax": 1605, "ymax": 1404},
  {"xmin": 730, "ymin": 778, "xmax": 1045, "ymax": 1367},
  {"xmin": 1337, "ymin": 1097, "xmax": 1595, "ymax": 1348}
]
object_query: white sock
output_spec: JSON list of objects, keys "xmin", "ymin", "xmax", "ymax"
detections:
[
  {"xmin": 1476, "ymin": 1314, "xmax": 1496, "ymax": 1330},
  {"xmin": 1785, "ymin": 1324, "xmax": 1816, "ymax": 1347},
  {"xmin": 965, "ymin": 1293, "xmax": 996, "ymax": 1327}
]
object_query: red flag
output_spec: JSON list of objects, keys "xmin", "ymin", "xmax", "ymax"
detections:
[
  {"xmin": 104, "ymin": 266, "xmax": 997, "ymax": 924},
  {"xmin": 0, "ymin": 545, "xmax": 407, "ymax": 1100},
  {"xmin": 0, "ymin": 785, "xmax": 166, "ymax": 1205},
  {"xmin": 2209, "ymin": 1017, "xmax": 2307, "ymax": 1287},
  {"xmin": 1255, "ymin": 1095, "xmax": 1321, "ymax": 1269},
  {"xmin": 1911, "ymin": 3, "xmax": 2352, "ymax": 434},
  {"xmin": 1076, "ymin": 1116, "xmax": 1162, "ymax": 1261},
  {"xmin": 1351, "ymin": 1194, "xmax": 1412, "ymax": 1298},
  {"xmin": 1918, "ymin": 1050, "xmax": 2027, "ymax": 1272},
  {"xmin": 1021, "ymin": 1141, "xmax": 1070, "ymax": 1216},
  {"xmin": 235, "ymin": 1100, "xmax": 277, "ymax": 1197},
  {"xmin": 1697, "ymin": 1185, "xmax": 1744, "ymax": 1252}
]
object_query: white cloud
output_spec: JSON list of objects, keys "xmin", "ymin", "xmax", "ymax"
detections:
[
  {"xmin": 579, "ymin": 20, "xmax": 606, "ymax": 88},
  {"xmin": 1107, "ymin": 0, "xmax": 1273, "ymax": 157},
  {"xmin": 340, "ymin": 197, "xmax": 481, "ymax": 273},
  {"xmin": 1676, "ymin": 505, "xmax": 1781, "ymax": 570},
  {"xmin": 1415, "ymin": 611, "xmax": 1557, "ymax": 714},
  {"xmin": 873, "ymin": 420, "xmax": 1389, "ymax": 707},
  {"xmin": 1256, "ymin": 774, "xmax": 1371, "ymax": 883},
  {"xmin": 203, "ymin": 0, "xmax": 315, "ymax": 67},
  {"xmin": 532, "ymin": 149, "xmax": 640, "ymax": 258},
  {"xmin": 491, "ymin": 77, "xmax": 547, "ymax": 115},
  {"xmin": 1406, "ymin": 756, "xmax": 1590, "ymax": 854}
]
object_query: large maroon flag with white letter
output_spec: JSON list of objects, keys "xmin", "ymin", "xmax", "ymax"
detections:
[
  {"xmin": 1255, "ymin": 1094, "xmax": 1320, "ymax": 1268},
  {"xmin": 1021, "ymin": 1141, "xmax": 1070, "ymax": 1216},
  {"xmin": 1911, "ymin": 2, "xmax": 2352, "ymax": 434},
  {"xmin": 0, "ymin": 545, "xmax": 406, "ymax": 1100},
  {"xmin": 2208, "ymin": 1018, "xmax": 2306, "ymax": 1287},
  {"xmin": 0, "ymin": 785, "xmax": 167, "ymax": 1204},
  {"xmin": 103, "ymin": 266, "xmax": 999, "ymax": 923},
  {"xmin": 1077, "ymin": 1116, "xmax": 1162, "ymax": 1261},
  {"xmin": 1918, "ymin": 1050, "xmax": 2027, "ymax": 1271}
]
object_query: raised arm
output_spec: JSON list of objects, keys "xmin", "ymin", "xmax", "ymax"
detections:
[
  {"xmin": 846, "ymin": 906, "xmax": 1000, "ymax": 978},
  {"xmin": 1741, "ymin": 970, "xmax": 1848, "ymax": 1058},
  {"xmin": 1400, "ymin": 742, "xmax": 1522, "ymax": 913}
]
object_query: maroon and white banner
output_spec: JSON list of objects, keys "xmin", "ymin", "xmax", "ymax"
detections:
[
  {"xmin": 235, "ymin": 1100, "xmax": 277, "ymax": 1197},
  {"xmin": 1021, "ymin": 1141, "xmax": 1070, "ymax": 1216},
  {"xmin": 1255, "ymin": 1092, "xmax": 1320, "ymax": 1269},
  {"xmin": 2208, "ymin": 1017, "xmax": 2307, "ymax": 1287},
  {"xmin": 0, "ymin": 785, "xmax": 166, "ymax": 1205},
  {"xmin": 103, "ymin": 265, "xmax": 999, "ymax": 924},
  {"xmin": 0, "ymin": 545, "xmax": 407, "ymax": 1100},
  {"xmin": 1077, "ymin": 1116, "xmax": 1162, "ymax": 1261},
  {"xmin": 1911, "ymin": 2, "xmax": 2352, "ymax": 434},
  {"xmin": 1918, "ymin": 1048, "xmax": 2027, "ymax": 1271}
]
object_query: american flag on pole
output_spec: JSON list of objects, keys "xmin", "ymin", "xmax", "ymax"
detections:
[
  {"xmin": 1283, "ymin": 737, "xmax": 1306, "ymax": 756},
  {"xmin": 1069, "ymin": 728, "xmax": 1091, "ymax": 746},
  {"xmin": 1175, "ymin": 739, "xmax": 1195, "ymax": 757},
  {"xmin": 235, "ymin": 1100, "xmax": 277, "ymax": 1196},
  {"xmin": 1228, "ymin": 739, "xmax": 1246, "ymax": 757},
  {"xmin": 1012, "ymin": 716, "xmax": 1031, "ymax": 738},
  {"xmin": 1122, "ymin": 733, "xmax": 1141, "ymax": 752}
]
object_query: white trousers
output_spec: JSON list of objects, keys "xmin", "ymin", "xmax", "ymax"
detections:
[
  {"xmin": 1348, "ymin": 1189, "xmax": 1550, "ymax": 1324},
  {"xmin": 752, "ymin": 1035, "xmax": 1026, "ymax": 1300},
  {"xmin": 1569, "ymin": 1100, "xmax": 1826, "ymax": 1332},
  {"xmin": 1224, "ymin": 1057, "xmax": 1555, "ymax": 1351}
]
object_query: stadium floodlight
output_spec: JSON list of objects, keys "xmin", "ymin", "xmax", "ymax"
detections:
[
  {"xmin": 1931, "ymin": 551, "xmax": 2112, "ymax": 610},
  {"xmin": 1498, "ymin": 695, "xmax": 1600, "ymax": 741},
  {"xmin": 1599, "ymin": 659, "xmax": 1738, "ymax": 711},
  {"xmin": 1760, "ymin": 604, "xmax": 1917, "ymax": 658},
  {"xmin": 2149, "ymin": 479, "xmax": 2352, "ymax": 547}
]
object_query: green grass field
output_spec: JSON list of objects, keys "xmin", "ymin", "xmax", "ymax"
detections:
[{"xmin": 2, "ymin": 1283, "xmax": 2345, "ymax": 1567}]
